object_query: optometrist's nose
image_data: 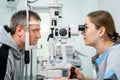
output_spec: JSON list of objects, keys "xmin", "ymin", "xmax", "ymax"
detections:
[{"xmin": 81, "ymin": 30, "xmax": 85, "ymax": 35}]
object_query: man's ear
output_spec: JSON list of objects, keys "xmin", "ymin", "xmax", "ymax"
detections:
[
  {"xmin": 98, "ymin": 26, "xmax": 106, "ymax": 36},
  {"xmin": 16, "ymin": 26, "xmax": 24, "ymax": 37}
]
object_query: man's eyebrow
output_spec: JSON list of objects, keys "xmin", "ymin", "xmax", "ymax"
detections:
[{"xmin": 31, "ymin": 28, "xmax": 40, "ymax": 31}]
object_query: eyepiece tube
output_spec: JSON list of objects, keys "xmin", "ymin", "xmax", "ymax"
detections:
[{"xmin": 78, "ymin": 25, "xmax": 85, "ymax": 31}]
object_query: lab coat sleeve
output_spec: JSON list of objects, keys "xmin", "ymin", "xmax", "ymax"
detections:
[{"xmin": 105, "ymin": 45, "xmax": 120, "ymax": 80}]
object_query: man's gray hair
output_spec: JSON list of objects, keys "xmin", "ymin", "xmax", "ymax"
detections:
[{"xmin": 10, "ymin": 10, "xmax": 41, "ymax": 35}]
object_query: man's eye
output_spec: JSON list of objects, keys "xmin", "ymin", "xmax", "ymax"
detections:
[
  {"xmin": 32, "ymin": 29, "xmax": 40, "ymax": 33},
  {"xmin": 32, "ymin": 30, "xmax": 36, "ymax": 33}
]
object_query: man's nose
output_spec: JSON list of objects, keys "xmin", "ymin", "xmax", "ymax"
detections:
[{"xmin": 37, "ymin": 32, "xmax": 41, "ymax": 39}]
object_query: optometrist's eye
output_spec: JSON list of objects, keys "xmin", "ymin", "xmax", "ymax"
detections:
[{"xmin": 84, "ymin": 25, "xmax": 88, "ymax": 30}]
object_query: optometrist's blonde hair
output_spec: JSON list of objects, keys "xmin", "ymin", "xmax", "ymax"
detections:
[{"xmin": 87, "ymin": 10, "xmax": 120, "ymax": 41}]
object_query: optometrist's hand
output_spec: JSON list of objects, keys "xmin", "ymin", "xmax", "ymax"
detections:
[
  {"xmin": 54, "ymin": 77, "xmax": 67, "ymax": 80},
  {"xmin": 68, "ymin": 67, "xmax": 85, "ymax": 80}
]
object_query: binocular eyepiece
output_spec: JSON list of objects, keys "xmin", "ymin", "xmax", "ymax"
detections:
[
  {"xmin": 55, "ymin": 25, "xmax": 85, "ymax": 38},
  {"xmin": 78, "ymin": 25, "xmax": 85, "ymax": 31}
]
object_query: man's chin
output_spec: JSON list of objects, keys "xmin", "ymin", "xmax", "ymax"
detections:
[
  {"xmin": 31, "ymin": 44, "xmax": 37, "ymax": 46},
  {"xmin": 29, "ymin": 44, "xmax": 37, "ymax": 48},
  {"xmin": 30, "ymin": 43, "xmax": 37, "ymax": 46}
]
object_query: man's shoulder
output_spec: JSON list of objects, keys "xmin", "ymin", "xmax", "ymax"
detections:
[
  {"xmin": 0, "ymin": 43, "xmax": 10, "ymax": 79},
  {"xmin": 0, "ymin": 43, "xmax": 10, "ymax": 58}
]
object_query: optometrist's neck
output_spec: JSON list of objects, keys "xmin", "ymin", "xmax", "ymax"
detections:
[{"xmin": 94, "ymin": 40, "xmax": 114, "ymax": 55}]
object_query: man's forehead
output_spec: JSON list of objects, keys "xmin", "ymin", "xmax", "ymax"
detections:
[{"xmin": 28, "ymin": 21, "xmax": 41, "ymax": 30}]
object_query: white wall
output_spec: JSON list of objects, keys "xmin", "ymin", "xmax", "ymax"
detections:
[
  {"xmin": 0, "ymin": 0, "xmax": 16, "ymax": 26},
  {"xmin": 0, "ymin": 0, "xmax": 120, "ymax": 78}
]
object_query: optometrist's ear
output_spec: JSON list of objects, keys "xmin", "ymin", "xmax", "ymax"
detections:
[
  {"xmin": 98, "ymin": 26, "xmax": 106, "ymax": 36},
  {"xmin": 16, "ymin": 26, "xmax": 25, "ymax": 37}
]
